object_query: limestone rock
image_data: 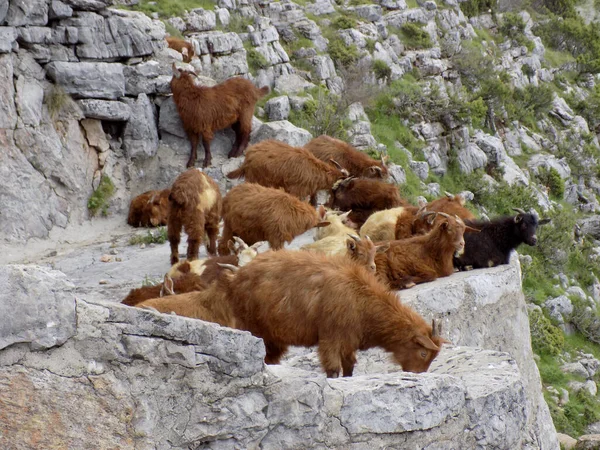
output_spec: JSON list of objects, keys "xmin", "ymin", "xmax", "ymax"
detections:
[
  {"xmin": 46, "ymin": 62, "xmax": 125, "ymax": 99},
  {"xmin": 15, "ymin": 76, "xmax": 44, "ymax": 127},
  {"xmin": 457, "ymin": 143, "xmax": 488, "ymax": 174},
  {"xmin": 78, "ymin": 99, "xmax": 131, "ymax": 121},
  {"xmin": 0, "ymin": 54, "xmax": 17, "ymax": 128},
  {"xmin": 265, "ymin": 96, "xmax": 290, "ymax": 121},
  {"xmin": 6, "ymin": 0, "xmax": 48, "ymax": 26},
  {"xmin": 409, "ymin": 160, "xmax": 429, "ymax": 180},
  {"xmin": 122, "ymin": 93, "xmax": 158, "ymax": 159},
  {"xmin": 388, "ymin": 163, "xmax": 406, "ymax": 185},
  {"xmin": 576, "ymin": 435, "xmax": 600, "ymax": 450},
  {"xmin": 274, "ymin": 73, "xmax": 315, "ymax": 94},
  {"xmin": 579, "ymin": 216, "xmax": 600, "ymax": 240},
  {"xmin": 544, "ymin": 295, "xmax": 573, "ymax": 323},
  {"xmin": 0, "ymin": 0, "xmax": 7, "ymax": 24},
  {"xmin": 558, "ymin": 433, "xmax": 577, "ymax": 450},
  {"xmin": 184, "ymin": 8, "xmax": 216, "ymax": 32},
  {"xmin": 0, "ymin": 26, "xmax": 17, "ymax": 53},
  {"xmin": 0, "ymin": 264, "xmax": 76, "ymax": 350},
  {"xmin": 528, "ymin": 154, "xmax": 571, "ymax": 180},
  {"xmin": 49, "ymin": 0, "xmax": 73, "ymax": 20},
  {"xmin": 561, "ymin": 362, "xmax": 590, "ymax": 379},
  {"xmin": 61, "ymin": 0, "xmax": 113, "ymax": 11},
  {"xmin": 251, "ymin": 120, "xmax": 312, "ymax": 147}
]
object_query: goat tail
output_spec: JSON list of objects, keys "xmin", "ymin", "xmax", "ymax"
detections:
[
  {"xmin": 168, "ymin": 188, "xmax": 193, "ymax": 208},
  {"xmin": 226, "ymin": 167, "xmax": 245, "ymax": 180},
  {"xmin": 258, "ymin": 86, "xmax": 270, "ymax": 97}
]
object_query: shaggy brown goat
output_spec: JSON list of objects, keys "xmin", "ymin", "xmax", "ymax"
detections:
[
  {"xmin": 127, "ymin": 189, "xmax": 171, "ymax": 228},
  {"xmin": 168, "ymin": 168, "xmax": 222, "ymax": 265},
  {"xmin": 313, "ymin": 208, "xmax": 355, "ymax": 240},
  {"xmin": 166, "ymin": 36, "xmax": 195, "ymax": 63},
  {"xmin": 226, "ymin": 140, "xmax": 349, "ymax": 205},
  {"xmin": 328, "ymin": 177, "xmax": 408, "ymax": 228},
  {"xmin": 121, "ymin": 272, "xmax": 207, "ymax": 306},
  {"xmin": 301, "ymin": 234, "xmax": 390, "ymax": 272},
  {"xmin": 218, "ymin": 183, "xmax": 329, "ymax": 254},
  {"xmin": 136, "ymin": 268, "xmax": 237, "ymax": 328},
  {"xmin": 171, "ymin": 64, "xmax": 269, "ymax": 168},
  {"xmin": 376, "ymin": 213, "xmax": 478, "ymax": 289},
  {"xmin": 305, "ymin": 135, "xmax": 389, "ymax": 179},
  {"xmin": 227, "ymin": 250, "xmax": 447, "ymax": 377},
  {"xmin": 426, "ymin": 192, "xmax": 476, "ymax": 221}
]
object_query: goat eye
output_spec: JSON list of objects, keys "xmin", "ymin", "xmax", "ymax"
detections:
[{"xmin": 420, "ymin": 350, "xmax": 427, "ymax": 359}]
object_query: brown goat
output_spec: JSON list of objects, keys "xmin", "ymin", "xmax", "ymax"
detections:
[
  {"xmin": 328, "ymin": 177, "xmax": 408, "ymax": 228},
  {"xmin": 171, "ymin": 64, "xmax": 269, "ymax": 168},
  {"xmin": 227, "ymin": 250, "xmax": 447, "ymax": 377},
  {"xmin": 226, "ymin": 140, "xmax": 349, "ymax": 205},
  {"xmin": 121, "ymin": 272, "xmax": 208, "ymax": 306},
  {"xmin": 426, "ymin": 192, "xmax": 476, "ymax": 221},
  {"xmin": 305, "ymin": 135, "xmax": 389, "ymax": 179},
  {"xmin": 136, "ymin": 269, "xmax": 236, "ymax": 328},
  {"xmin": 301, "ymin": 234, "xmax": 390, "ymax": 272},
  {"xmin": 127, "ymin": 189, "xmax": 171, "ymax": 228},
  {"xmin": 376, "ymin": 213, "xmax": 478, "ymax": 289},
  {"xmin": 218, "ymin": 183, "xmax": 329, "ymax": 254},
  {"xmin": 395, "ymin": 206, "xmax": 437, "ymax": 239},
  {"xmin": 166, "ymin": 36, "xmax": 195, "ymax": 63},
  {"xmin": 168, "ymin": 168, "xmax": 222, "ymax": 265}
]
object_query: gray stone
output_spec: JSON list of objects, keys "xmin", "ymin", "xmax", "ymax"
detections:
[
  {"xmin": 265, "ymin": 96, "xmax": 290, "ymax": 121},
  {"xmin": 351, "ymin": 4, "xmax": 383, "ymax": 21},
  {"xmin": 123, "ymin": 61, "xmax": 163, "ymax": 95},
  {"xmin": 0, "ymin": 0, "xmax": 7, "ymax": 24},
  {"xmin": 306, "ymin": 0, "xmax": 336, "ymax": 15},
  {"xmin": 274, "ymin": 73, "xmax": 315, "ymax": 94},
  {"xmin": 576, "ymin": 435, "xmax": 600, "ymax": 450},
  {"xmin": 311, "ymin": 55, "xmax": 336, "ymax": 80},
  {"xmin": 528, "ymin": 154, "xmax": 571, "ymax": 180},
  {"xmin": 215, "ymin": 7, "xmax": 230, "ymax": 27},
  {"xmin": 0, "ymin": 265, "xmax": 76, "ymax": 350},
  {"xmin": 579, "ymin": 216, "xmax": 600, "ymax": 240},
  {"xmin": 544, "ymin": 295, "xmax": 573, "ymax": 323},
  {"xmin": 0, "ymin": 54, "xmax": 16, "ymax": 128},
  {"xmin": 122, "ymin": 94, "xmax": 158, "ymax": 159},
  {"xmin": 409, "ymin": 160, "xmax": 429, "ymax": 180},
  {"xmin": 6, "ymin": 0, "xmax": 48, "ymax": 26},
  {"xmin": 46, "ymin": 62, "xmax": 125, "ymax": 100},
  {"xmin": 558, "ymin": 433, "xmax": 577, "ymax": 450},
  {"xmin": 61, "ymin": 0, "xmax": 112, "ymax": 11},
  {"xmin": 17, "ymin": 26, "xmax": 52, "ymax": 44},
  {"xmin": 0, "ymin": 27, "xmax": 17, "ymax": 53},
  {"xmin": 388, "ymin": 163, "xmax": 406, "ymax": 184},
  {"xmin": 567, "ymin": 286, "xmax": 587, "ymax": 301},
  {"xmin": 457, "ymin": 143, "xmax": 488, "ymax": 174},
  {"xmin": 474, "ymin": 131, "xmax": 504, "ymax": 165},
  {"xmin": 15, "ymin": 76, "xmax": 44, "ymax": 127},
  {"xmin": 49, "ymin": 0, "xmax": 73, "ymax": 20},
  {"xmin": 568, "ymin": 380, "xmax": 598, "ymax": 397},
  {"xmin": 78, "ymin": 99, "xmax": 131, "ymax": 121},
  {"xmin": 347, "ymin": 102, "xmax": 369, "ymax": 122},
  {"xmin": 579, "ymin": 358, "xmax": 600, "ymax": 379},
  {"xmin": 251, "ymin": 120, "xmax": 312, "ymax": 147},
  {"xmin": 185, "ymin": 8, "xmax": 216, "ymax": 32},
  {"xmin": 561, "ymin": 362, "xmax": 589, "ymax": 378},
  {"xmin": 550, "ymin": 95, "xmax": 574, "ymax": 124}
]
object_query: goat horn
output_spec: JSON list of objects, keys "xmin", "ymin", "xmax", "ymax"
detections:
[
  {"xmin": 365, "ymin": 235, "xmax": 373, "ymax": 242},
  {"xmin": 380, "ymin": 154, "xmax": 387, "ymax": 167},
  {"xmin": 347, "ymin": 233, "xmax": 361, "ymax": 242},
  {"xmin": 330, "ymin": 159, "xmax": 343, "ymax": 171},
  {"xmin": 370, "ymin": 166, "xmax": 383, "ymax": 174},
  {"xmin": 438, "ymin": 212, "xmax": 450, "ymax": 218},
  {"xmin": 217, "ymin": 263, "xmax": 239, "ymax": 272},
  {"xmin": 454, "ymin": 214, "xmax": 464, "ymax": 224},
  {"xmin": 432, "ymin": 319, "xmax": 438, "ymax": 337},
  {"xmin": 445, "ymin": 191, "xmax": 453, "ymax": 198},
  {"xmin": 420, "ymin": 210, "xmax": 436, "ymax": 218},
  {"xmin": 233, "ymin": 236, "xmax": 249, "ymax": 250},
  {"xmin": 512, "ymin": 208, "xmax": 526, "ymax": 215}
]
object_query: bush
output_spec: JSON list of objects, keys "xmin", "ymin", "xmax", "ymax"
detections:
[
  {"xmin": 372, "ymin": 59, "xmax": 391, "ymax": 82},
  {"xmin": 393, "ymin": 23, "xmax": 432, "ymax": 50},
  {"xmin": 288, "ymin": 88, "xmax": 351, "ymax": 139},
  {"xmin": 45, "ymin": 85, "xmax": 70, "ymax": 119},
  {"xmin": 499, "ymin": 13, "xmax": 534, "ymax": 49},
  {"xmin": 331, "ymin": 15, "xmax": 357, "ymax": 30},
  {"xmin": 246, "ymin": 47, "xmax": 269, "ymax": 73},
  {"xmin": 328, "ymin": 36, "xmax": 360, "ymax": 68},
  {"xmin": 88, "ymin": 175, "xmax": 115, "ymax": 217},
  {"xmin": 529, "ymin": 308, "xmax": 565, "ymax": 356},
  {"xmin": 536, "ymin": 166, "xmax": 565, "ymax": 199},
  {"xmin": 460, "ymin": 0, "xmax": 497, "ymax": 17}
]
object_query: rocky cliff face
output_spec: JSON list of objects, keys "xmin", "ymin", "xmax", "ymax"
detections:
[{"xmin": 0, "ymin": 262, "xmax": 558, "ymax": 449}]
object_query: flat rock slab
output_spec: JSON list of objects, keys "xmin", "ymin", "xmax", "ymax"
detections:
[{"xmin": 46, "ymin": 61, "xmax": 125, "ymax": 99}]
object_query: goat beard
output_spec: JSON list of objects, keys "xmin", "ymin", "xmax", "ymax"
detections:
[{"xmin": 454, "ymin": 247, "xmax": 465, "ymax": 257}]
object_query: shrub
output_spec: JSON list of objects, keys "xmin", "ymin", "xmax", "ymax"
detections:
[
  {"xmin": 129, "ymin": 227, "xmax": 168, "ymax": 246},
  {"xmin": 499, "ymin": 13, "xmax": 534, "ymax": 49},
  {"xmin": 365, "ymin": 38, "xmax": 377, "ymax": 53},
  {"xmin": 328, "ymin": 36, "xmax": 360, "ymax": 68},
  {"xmin": 45, "ymin": 85, "xmax": 70, "ymax": 120},
  {"xmin": 536, "ymin": 166, "xmax": 565, "ymax": 199},
  {"xmin": 88, "ymin": 175, "xmax": 115, "ymax": 217},
  {"xmin": 246, "ymin": 47, "xmax": 269, "ymax": 73},
  {"xmin": 529, "ymin": 308, "xmax": 565, "ymax": 356},
  {"xmin": 331, "ymin": 15, "xmax": 357, "ymax": 30},
  {"xmin": 393, "ymin": 23, "xmax": 432, "ymax": 50},
  {"xmin": 460, "ymin": 0, "xmax": 497, "ymax": 18},
  {"xmin": 372, "ymin": 59, "xmax": 391, "ymax": 82},
  {"xmin": 288, "ymin": 88, "xmax": 351, "ymax": 139}
]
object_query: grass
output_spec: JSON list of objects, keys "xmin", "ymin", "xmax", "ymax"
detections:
[
  {"xmin": 88, "ymin": 175, "xmax": 115, "ymax": 217},
  {"xmin": 123, "ymin": 0, "xmax": 216, "ymax": 18},
  {"xmin": 244, "ymin": 42, "xmax": 269, "ymax": 74},
  {"xmin": 405, "ymin": 0, "xmax": 419, "ymax": 7},
  {"xmin": 129, "ymin": 227, "xmax": 168, "ymax": 246},
  {"xmin": 164, "ymin": 21, "xmax": 184, "ymax": 38},
  {"xmin": 45, "ymin": 85, "xmax": 70, "ymax": 120},
  {"xmin": 543, "ymin": 48, "xmax": 576, "ymax": 68},
  {"xmin": 390, "ymin": 23, "xmax": 433, "ymax": 50}
]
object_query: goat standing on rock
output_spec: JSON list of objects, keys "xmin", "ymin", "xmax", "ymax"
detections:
[{"xmin": 170, "ymin": 64, "xmax": 269, "ymax": 168}]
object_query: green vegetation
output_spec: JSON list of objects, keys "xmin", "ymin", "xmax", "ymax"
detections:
[
  {"xmin": 543, "ymin": 48, "xmax": 576, "ymax": 68},
  {"xmin": 164, "ymin": 21, "xmax": 184, "ymax": 38},
  {"xmin": 45, "ymin": 85, "xmax": 70, "ymax": 120},
  {"xmin": 328, "ymin": 36, "xmax": 360, "ymax": 67},
  {"xmin": 372, "ymin": 59, "xmax": 391, "ymax": 82},
  {"xmin": 499, "ymin": 13, "xmax": 534, "ymax": 50},
  {"xmin": 245, "ymin": 43, "xmax": 269, "ymax": 73},
  {"xmin": 227, "ymin": 13, "xmax": 254, "ymax": 33},
  {"xmin": 331, "ymin": 15, "xmax": 358, "ymax": 29},
  {"xmin": 567, "ymin": 85, "xmax": 600, "ymax": 134},
  {"xmin": 88, "ymin": 176, "xmax": 115, "ymax": 217},
  {"xmin": 459, "ymin": 0, "xmax": 497, "ymax": 18},
  {"xmin": 365, "ymin": 38, "xmax": 377, "ymax": 53},
  {"xmin": 282, "ymin": 34, "xmax": 315, "ymax": 56},
  {"xmin": 530, "ymin": 308, "xmax": 565, "ymax": 356},
  {"xmin": 129, "ymin": 227, "xmax": 169, "ymax": 246},
  {"xmin": 124, "ymin": 0, "xmax": 215, "ymax": 18},
  {"xmin": 536, "ymin": 166, "xmax": 565, "ymax": 199},
  {"xmin": 390, "ymin": 23, "xmax": 433, "ymax": 50}
]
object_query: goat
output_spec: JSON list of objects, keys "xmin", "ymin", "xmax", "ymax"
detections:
[
  {"xmin": 454, "ymin": 208, "xmax": 551, "ymax": 270},
  {"xmin": 313, "ymin": 208, "xmax": 355, "ymax": 241},
  {"xmin": 361, "ymin": 206, "xmax": 424, "ymax": 242},
  {"xmin": 121, "ymin": 272, "xmax": 207, "ymax": 306},
  {"xmin": 218, "ymin": 183, "xmax": 330, "ymax": 254},
  {"xmin": 171, "ymin": 64, "xmax": 269, "ymax": 168},
  {"xmin": 328, "ymin": 177, "xmax": 408, "ymax": 228},
  {"xmin": 166, "ymin": 36, "xmax": 195, "ymax": 63},
  {"xmin": 168, "ymin": 168, "xmax": 222, "ymax": 265},
  {"xmin": 426, "ymin": 192, "xmax": 476, "ymax": 221},
  {"xmin": 376, "ymin": 213, "xmax": 478, "ymax": 289},
  {"xmin": 226, "ymin": 139, "xmax": 349, "ymax": 205},
  {"xmin": 301, "ymin": 234, "xmax": 390, "ymax": 272},
  {"xmin": 127, "ymin": 189, "xmax": 171, "ymax": 228},
  {"xmin": 227, "ymin": 250, "xmax": 447, "ymax": 377},
  {"xmin": 136, "ymin": 268, "xmax": 237, "ymax": 328},
  {"xmin": 305, "ymin": 135, "xmax": 389, "ymax": 179}
]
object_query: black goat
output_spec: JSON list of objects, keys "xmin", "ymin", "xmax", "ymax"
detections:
[{"xmin": 453, "ymin": 208, "xmax": 551, "ymax": 270}]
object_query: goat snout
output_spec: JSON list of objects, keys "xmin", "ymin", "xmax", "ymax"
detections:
[
  {"xmin": 530, "ymin": 235, "xmax": 538, "ymax": 245},
  {"xmin": 370, "ymin": 263, "xmax": 376, "ymax": 273}
]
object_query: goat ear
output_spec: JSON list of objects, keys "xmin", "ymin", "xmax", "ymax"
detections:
[
  {"xmin": 227, "ymin": 240, "xmax": 236, "ymax": 253},
  {"xmin": 514, "ymin": 215, "xmax": 523, "ymax": 223},
  {"xmin": 315, "ymin": 221, "xmax": 331, "ymax": 228},
  {"xmin": 317, "ymin": 205, "xmax": 327, "ymax": 220},
  {"xmin": 414, "ymin": 335, "xmax": 440, "ymax": 351},
  {"xmin": 346, "ymin": 239, "xmax": 356, "ymax": 251},
  {"xmin": 539, "ymin": 218, "xmax": 552, "ymax": 225},
  {"xmin": 160, "ymin": 275, "xmax": 175, "ymax": 297},
  {"xmin": 376, "ymin": 242, "xmax": 390, "ymax": 253}
]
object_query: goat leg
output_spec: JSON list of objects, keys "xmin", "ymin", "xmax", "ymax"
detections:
[
  {"xmin": 228, "ymin": 122, "xmax": 242, "ymax": 158},
  {"xmin": 202, "ymin": 138, "xmax": 212, "ymax": 168},
  {"xmin": 186, "ymin": 239, "xmax": 201, "ymax": 261},
  {"xmin": 264, "ymin": 341, "xmax": 288, "ymax": 364},
  {"xmin": 186, "ymin": 134, "xmax": 199, "ymax": 168},
  {"xmin": 234, "ymin": 131, "xmax": 251, "ymax": 157},
  {"xmin": 341, "ymin": 352, "xmax": 357, "ymax": 377}
]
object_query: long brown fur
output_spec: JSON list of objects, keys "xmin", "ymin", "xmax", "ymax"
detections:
[
  {"xmin": 168, "ymin": 169, "xmax": 222, "ymax": 265},
  {"xmin": 426, "ymin": 194, "xmax": 476, "ymax": 221},
  {"xmin": 127, "ymin": 189, "xmax": 171, "ymax": 228},
  {"xmin": 166, "ymin": 36, "xmax": 195, "ymax": 63},
  {"xmin": 305, "ymin": 135, "xmax": 388, "ymax": 179},
  {"xmin": 227, "ymin": 250, "xmax": 446, "ymax": 377},
  {"xmin": 226, "ymin": 140, "xmax": 348, "ymax": 204},
  {"xmin": 171, "ymin": 65, "xmax": 269, "ymax": 168},
  {"xmin": 121, "ymin": 271, "xmax": 208, "ymax": 306},
  {"xmin": 328, "ymin": 178, "xmax": 408, "ymax": 228},
  {"xmin": 136, "ymin": 271, "xmax": 236, "ymax": 328},
  {"xmin": 218, "ymin": 183, "xmax": 325, "ymax": 254},
  {"xmin": 376, "ymin": 215, "xmax": 467, "ymax": 289}
]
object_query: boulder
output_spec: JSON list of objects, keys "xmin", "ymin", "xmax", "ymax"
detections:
[
  {"xmin": 0, "ymin": 26, "xmax": 17, "ymax": 53},
  {"xmin": 6, "ymin": 0, "xmax": 48, "ymax": 26},
  {"xmin": 544, "ymin": 295, "xmax": 573, "ymax": 323},
  {"xmin": 409, "ymin": 160, "xmax": 429, "ymax": 180},
  {"xmin": 49, "ymin": 0, "xmax": 73, "ymax": 20},
  {"xmin": 558, "ymin": 433, "xmax": 577, "ymax": 450},
  {"xmin": 265, "ymin": 96, "xmax": 290, "ymax": 121},
  {"xmin": 122, "ymin": 93, "xmax": 159, "ymax": 159},
  {"xmin": 0, "ymin": 0, "xmax": 7, "ymax": 24},
  {"xmin": 15, "ymin": 76, "xmax": 44, "ymax": 127},
  {"xmin": 46, "ymin": 62, "xmax": 125, "ymax": 100},
  {"xmin": 579, "ymin": 216, "xmax": 600, "ymax": 240},
  {"xmin": 78, "ymin": 99, "xmax": 131, "ymax": 121},
  {"xmin": 250, "ymin": 120, "xmax": 312, "ymax": 147},
  {"xmin": 184, "ymin": 8, "xmax": 216, "ymax": 32},
  {"xmin": 528, "ymin": 154, "xmax": 571, "ymax": 180},
  {"xmin": 457, "ymin": 143, "xmax": 488, "ymax": 174},
  {"xmin": 0, "ymin": 54, "xmax": 17, "ymax": 128},
  {"xmin": 61, "ymin": 0, "xmax": 113, "ymax": 11},
  {"xmin": 274, "ymin": 73, "xmax": 315, "ymax": 94},
  {"xmin": 577, "ymin": 435, "xmax": 600, "ymax": 450},
  {"xmin": 387, "ymin": 163, "xmax": 406, "ymax": 184}
]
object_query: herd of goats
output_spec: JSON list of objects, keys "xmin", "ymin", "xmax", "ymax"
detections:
[{"xmin": 118, "ymin": 51, "xmax": 550, "ymax": 377}]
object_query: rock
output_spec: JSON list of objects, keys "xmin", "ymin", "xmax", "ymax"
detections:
[
  {"xmin": 15, "ymin": 76, "xmax": 44, "ymax": 127},
  {"xmin": 0, "ymin": 0, "xmax": 7, "ymax": 24},
  {"xmin": 558, "ymin": 433, "xmax": 577, "ymax": 450},
  {"xmin": 215, "ymin": 7, "xmax": 230, "ymax": 27},
  {"xmin": 306, "ymin": 0, "xmax": 336, "ymax": 15},
  {"xmin": 409, "ymin": 161, "xmax": 429, "ymax": 180},
  {"xmin": 576, "ymin": 435, "xmax": 600, "ymax": 450},
  {"xmin": 78, "ymin": 99, "xmax": 131, "ymax": 121},
  {"xmin": 61, "ymin": 0, "xmax": 112, "ymax": 10},
  {"xmin": 351, "ymin": 4, "xmax": 383, "ymax": 21},
  {"xmin": 569, "ymin": 380, "xmax": 598, "ymax": 397},
  {"xmin": 49, "ymin": 0, "xmax": 73, "ymax": 20},
  {"xmin": 544, "ymin": 295, "xmax": 573, "ymax": 323},
  {"xmin": 579, "ymin": 216, "xmax": 600, "ymax": 240},
  {"xmin": 457, "ymin": 143, "xmax": 488, "ymax": 174},
  {"xmin": 528, "ymin": 154, "xmax": 571, "ymax": 180},
  {"xmin": 0, "ymin": 26, "xmax": 17, "ymax": 53},
  {"xmin": 550, "ymin": 95, "xmax": 574, "ymax": 124},
  {"xmin": 250, "ymin": 120, "xmax": 312, "ymax": 147},
  {"xmin": 122, "ymin": 93, "xmax": 159, "ymax": 159},
  {"xmin": 0, "ymin": 265, "xmax": 76, "ymax": 350},
  {"xmin": 0, "ymin": 55, "xmax": 17, "ymax": 128},
  {"xmin": 387, "ymin": 163, "xmax": 406, "ymax": 185},
  {"xmin": 561, "ymin": 362, "xmax": 589, "ymax": 378},
  {"xmin": 567, "ymin": 286, "xmax": 587, "ymax": 301},
  {"xmin": 473, "ymin": 131, "xmax": 504, "ymax": 165},
  {"xmin": 46, "ymin": 62, "xmax": 125, "ymax": 100},
  {"xmin": 81, "ymin": 119, "xmax": 110, "ymax": 152},
  {"xmin": 6, "ymin": 0, "xmax": 48, "ymax": 26},
  {"xmin": 311, "ymin": 55, "xmax": 336, "ymax": 80},
  {"xmin": 274, "ymin": 73, "xmax": 315, "ymax": 94},
  {"xmin": 184, "ymin": 8, "xmax": 216, "ymax": 32},
  {"xmin": 265, "ymin": 96, "xmax": 290, "ymax": 121},
  {"xmin": 579, "ymin": 357, "xmax": 600, "ymax": 378}
]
